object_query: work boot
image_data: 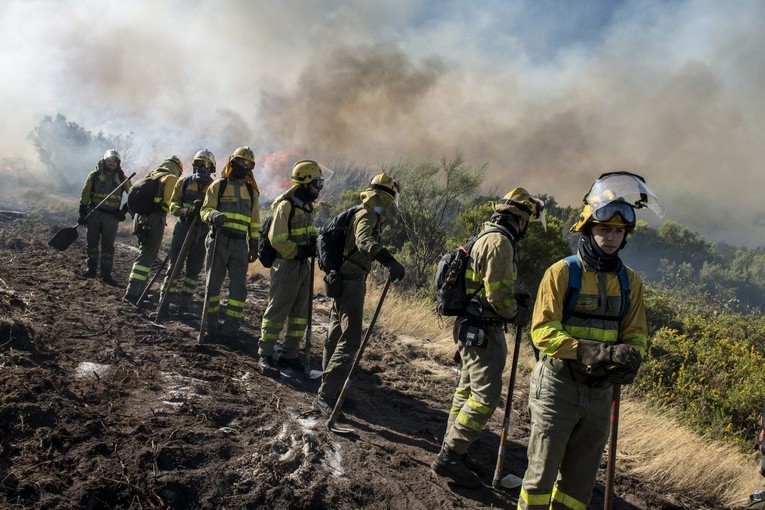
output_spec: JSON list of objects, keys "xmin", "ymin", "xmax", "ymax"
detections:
[
  {"xmin": 178, "ymin": 293, "xmax": 193, "ymax": 315},
  {"xmin": 259, "ymin": 355, "xmax": 279, "ymax": 376},
  {"xmin": 312, "ymin": 395, "xmax": 334, "ymax": 418},
  {"xmin": 462, "ymin": 454, "xmax": 488, "ymax": 476},
  {"xmin": 100, "ymin": 266, "xmax": 118, "ymax": 286},
  {"xmin": 83, "ymin": 259, "xmax": 97, "ymax": 278},
  {"xmin": 431, "ymin": 444, "xmax": 481, "ymax": 488},
  {"xmin": 122, "ymin": 280, "xmax": 143, "ymax": 305},
  {"xmin": 278, "ymin": 356, "xmax": 305, "ymax": 374}
]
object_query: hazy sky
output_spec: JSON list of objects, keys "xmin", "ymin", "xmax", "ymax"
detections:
[{"xmin": 1, "ymin": 0, "xmax": 764, "ymax": 246}]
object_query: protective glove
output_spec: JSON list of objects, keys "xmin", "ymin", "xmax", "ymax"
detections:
[
  {"xmin": 248, "ymin": 239, "xmax": 259, "ymax": 263},
  {"xmin": 178, "ymin": 207, "xmax": 195, "ymax": 222},
  {"xmin": 577, "ymin": 340, "xmax": 642, "ymax": 375},
  {"xmin": 208, "ymin": 211, "xmax": 227, "ymax": 227},
  {"xmin": 374, "ymin": 248, "xmax": 406, "ymax": 282},
  {"xmin": 77, "ymin": 205, "xmax": 89, "ymax": 225},
  {"xmin": 117, "ymin": 204, "xmax": 129, "ymax": 222},
  {"xmin": 295, "ymin": 244, "xmax": 313, "ymax": 261}
]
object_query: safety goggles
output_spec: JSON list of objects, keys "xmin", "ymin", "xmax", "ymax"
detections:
[
  {"xmin": 310, "ymin": 177, "xmax": 324, "ymax": 190},
  {"xmin": 236, "ymin": 159, "xmax": 255, "ymax": 171},
  {"xmin": 193, "ymin": 161, "xmax": 210, "ymax": 170},
  {"xmin": 591, "ymin": 200, "xmax": 636, "ymax": 227}
]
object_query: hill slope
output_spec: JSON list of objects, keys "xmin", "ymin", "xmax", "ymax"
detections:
[{"xmin": 0, "ymin": 215, "xmax": 714, "ymax": 509}]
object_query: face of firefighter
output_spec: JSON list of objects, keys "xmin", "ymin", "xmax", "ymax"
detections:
[
  {"xmin": 306, "ymin": 179, "xmax": 322, "ymax": 202},
  {"xmin": 104, "ymin": 157, "xmax": 119, "ymax": 172},
  {"xmin": 192, "ymin": 162, "xmax": 211, "ymax": 182},
  {"xmin": 591, "ymin": 224, "xmax": 626, "ymax": 255}
]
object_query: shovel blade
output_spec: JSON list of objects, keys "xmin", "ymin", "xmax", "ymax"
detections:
[
  {"xmin": 500, "ymin": 473, "xmax": 523, "ymax": 489},
  {"xmin": 48, "ymin": 226, "xmax": 79, "ymax": 251}
]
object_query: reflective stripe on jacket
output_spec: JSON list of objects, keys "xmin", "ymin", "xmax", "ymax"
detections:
[
  {"xmin": 268, "ymin": 196, "xmax": 316, "ymax": 259},
  {"xmin": 80, "ymin": 168, "xmax": 132, "ymax": 211},
  {"xmin": 201, "ymin": 178, "xmax": 261, "ymax": 239},
  {"xmin": 463, "ymin": 222, "xmax": 519, "ymax": 321},
  {"xmin": 531, "ymin": 258, "xmax": 648, "ymax": 360},
  {"xmin": 169, "ymin": 176, "xmax": 209, "ymax": 216}
]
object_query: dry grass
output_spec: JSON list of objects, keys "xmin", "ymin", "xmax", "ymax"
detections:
[{"xmin": 359, "ymin": 280, "xmax": 764, "ymax": 508}]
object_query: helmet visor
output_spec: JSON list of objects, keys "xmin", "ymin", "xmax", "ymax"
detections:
[
  {"xmin": 591, "ymin": 200, "xmax": 636, "ymax": 227},
  {"xmin": 586, "ymin": 171, "xmax": 665, "ymax": 218}
]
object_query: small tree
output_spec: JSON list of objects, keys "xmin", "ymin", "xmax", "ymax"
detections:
[
  {"xmin": 28, "ymin": 114, "xmax": 135, "ymax": 194},
  {"xmin": 382, "ymin": 153, "xmax": 486, "ymax": 287}
]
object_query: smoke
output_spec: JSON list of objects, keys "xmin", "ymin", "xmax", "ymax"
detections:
[{"xmin": 1, "ymin": 0, "xmax": 764, "ymax": 246}]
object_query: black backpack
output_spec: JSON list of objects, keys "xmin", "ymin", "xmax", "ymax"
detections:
[
  {"xmin": 258, "ymin": 198, "xmax": 296, "ymax": 269},
  {"xmin": 316, "ymin": 205, "xmax": 364, "ymax": 273},
  {"xmin": 127, "ymin": 175, "xmax": 162, "ymax": 215},
  {"xmin": 434, "ymin": 228, "xmax": 505, "ymax": 317}
]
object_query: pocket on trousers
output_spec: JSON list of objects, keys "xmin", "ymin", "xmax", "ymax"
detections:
[{"xmin": 456, "ymin": 316, "xmax": 487, "ymax": 348}]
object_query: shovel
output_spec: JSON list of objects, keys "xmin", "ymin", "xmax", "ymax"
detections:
[
  {"xmin": 327, "ymin": 277, "xmax": 391, "ymax": 434},
  {"xmin": 48, "ymin": 172, "xmax": 135, "ymax": 251},
  {"xmin": 303, "ymin": 256, "xmax": 323, "ymax": 379},
  {"xmin": 492, "ymin": 324, "xmax": 524, "ymax": 488}
]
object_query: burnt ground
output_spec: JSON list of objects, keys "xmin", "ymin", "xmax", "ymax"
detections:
[{"xmin": 0, "ymin": 213, "xmax": 724, "ymax": 509}]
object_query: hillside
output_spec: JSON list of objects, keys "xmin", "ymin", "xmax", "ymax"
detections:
[{"xmin": 0, "ymin": 213, "xmax": 727, "ymax": 509}]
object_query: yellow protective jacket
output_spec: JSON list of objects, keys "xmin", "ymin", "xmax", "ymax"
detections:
[
  {"xmin": 80, "ymin": 162, "xmax": 132, "ymax": 212},
  {"xmin": 464, "ymin": 222, "xmax": 521, "ymax": 321},
  {"xmin": 201, "ymin": 178, "xmax": 261, "ymax": 240},
  {"xmin": 531, "ymin": 256, "xmax": 648, "ymax": 360},
  {"xmin": 145, "ymin": 163, "xmax": 180, "ymax": 214},
  {"xmin": 169, "ymin": 176, "xmax": 210, "ymax": 217},
  {"xmin": 267, "ymin": 190, "xmax": 316, "ymax": 259},
  {"xmin": 339, "ymin": 189, "xmax": 392, "ymax": 279}
]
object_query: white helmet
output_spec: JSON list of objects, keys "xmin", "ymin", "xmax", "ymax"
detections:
[{"xmin": 103, "ymin": 149, "xmax": 120, "ymax": 161}]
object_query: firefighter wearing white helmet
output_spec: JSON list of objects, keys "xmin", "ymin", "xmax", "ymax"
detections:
[
  {"xmin": 78, "ymin": 149, "xmax": 132, "ymax": 285},
  {"xmin": 199, "ymin": 147, "xmax": 261, "ymax": 342},
  {"xmin": 158, "ymin": 150, "xmax": 217, "ymax": 315},
  {"xmin": 123, "ymin": 155, "xmax": 182, "ymax": 303},
  {"xmin": 312, "ymin": 172, "xmax": 406, "ymax": 415},
  {"xmin": 257, "ymin": 160, "xmax": 324, "ymax": 373},
  {"xmin": 517, "ymin": 172, "xmax": 663, "ymax": 510},
  {"xmin": 431, "ymin": 187, "xmax": 543, "ymax": 488}
]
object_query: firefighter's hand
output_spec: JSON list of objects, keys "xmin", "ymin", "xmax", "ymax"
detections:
[
  {"xmin": 77, "ymin": 205, "xmax": 89, "ymax": 225},
  {"xmin": 209, "ymin": 211, "xmax": 227, "ymax": 227},
  {"xmin": 375, "ymin": 248, "xmax": 405, "ymax": 282},
  {"xmin": 512, "ymin": 304, "xmax": 531, "ymax": 327},
  {"xmin": 609, "ymin": 344, "xmax": 642, "ymax": 374},
  {"xmin": 576, "ymin": 339, "xmax": 610, "ymax": 371},
  {"xmin": 248, "ymin": 240, "xmax": 259, "ymax": 263},
  {"xmin": 117, "ymin": 204, "xmax": 128, "ymax": 222}
]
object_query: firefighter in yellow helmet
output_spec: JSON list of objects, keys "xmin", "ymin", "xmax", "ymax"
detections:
[
  {"xmin": 158, "ymin": 149, "xmax": 216, "ymax": 316},
  {"xmin": 431, "ymin": 187, "xmax": 543, "ymax": 488},
  {"xmin": 312, "ymin": 172, "xmax": 406, "ymax": 415},
  {"xmin": 517, "ymin": 172, "xmax": 663, "ymax": 510},
  {"xmin": 123, "ymin": 156, "xmax": 182, "ymax": 303},
  {"xmin": 258, "ymin": 159, "xmax": 323, "ymax": 374},
  {"xmin": 199, "ymin": 146, "xmax": 261, "ymax": 342},
  {"xmin": 78, "ymin": 149, "xmax": 132, "ymax": 285}
]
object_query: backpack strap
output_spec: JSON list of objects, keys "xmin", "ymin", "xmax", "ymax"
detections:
[{"xmin": 562, "ymin": 255, "xmax": 631, "ymax": 321}]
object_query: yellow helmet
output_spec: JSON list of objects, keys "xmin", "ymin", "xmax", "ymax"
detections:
[
  {"xmin": 193, "ymin": 149, "xmax": 216, "ymax": 171},
  {"xmin": 162, "ymin": 155, "xmax": 183, "ymax": 176},
  {"xmin": 494, "ymin": 187, "xmax": 544, "ymax": 221},
  {"xmin": 230, "ymin": 146, "xmax": 255, "ymax": 168},
  {"xmin": 291, "ymin": 159, "xmax": 323, "ymax": 187},
  {"xmin": 369, "ymin": 172, "xmax": 399, "ymax": 198},
  {"xmin": 570, "ymin": 199, "xmax": 636, "ymax": 234}
]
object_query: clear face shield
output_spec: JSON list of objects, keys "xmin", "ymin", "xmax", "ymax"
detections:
[
  {"xmin": 585, "ymin": 171, "xmax": 665, "ymax": 221},
  {"xmin": 532, "ymin": 197, "xmax": 546, "ymax": 231}
]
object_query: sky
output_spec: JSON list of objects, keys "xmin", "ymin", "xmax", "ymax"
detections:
[{"xmin": 1, "ymin": 0, "xmax": 764, "ymax": 247}]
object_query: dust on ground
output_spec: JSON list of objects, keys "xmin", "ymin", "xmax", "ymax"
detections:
[{"xmin": 0, "ymin": 213, "xmax": 719, "ymax": 509}]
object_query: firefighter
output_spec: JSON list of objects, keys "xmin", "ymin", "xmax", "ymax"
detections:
[
  {"xmin": 122, "ymin": 156, "xmax": 182, "ymax": 303},
  {"xmin": 158, "ymin": 149, "xmax": 216, "ymax": 315},
  {"xmin": 312, "ymin": 173, "xmax": 406, "ymax": 415},
  {"xmin": 199, "ymin": 146, "xmax": 260, "ymax": 342},
  {"xmin": 258, "ymin": 160, "xmax": 322, "ymax": 374},
  {"xmin": 78, "ymin": 149, "xmax": 132, "ymax": 286},
  {"xmin": 517, "ymin": 173, "xmax": 662, "ymax": 510},
  {"xmin": 430, "ymin": 188, "xmax": 544, "ymax": 488}
]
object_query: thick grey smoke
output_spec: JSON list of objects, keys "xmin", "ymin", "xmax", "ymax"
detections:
[{"xmin": 1, "ymin": 0, "xmax": 764, "ymax": 246}]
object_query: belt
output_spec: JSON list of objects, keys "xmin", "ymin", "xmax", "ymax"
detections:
[
  {"xmin": 542, "ymin": 355, "xmax": 610, "ymax": 388},
  {"xmin": 219, "ymin": 230, "xmax": 247, "ymax": 240}
]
